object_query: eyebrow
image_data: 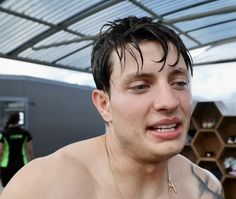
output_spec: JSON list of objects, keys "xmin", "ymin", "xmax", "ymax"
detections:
[
  {"xmin": 123, "ymin": 72, "xmax": 156, "ymax": 84},
  {"xmin": 169, "ymin": 67, "xmax": 189, "ymax": 77},
  {"xmin": 122, "ymin": 66, "xmax": 189, "ymax": 85}
]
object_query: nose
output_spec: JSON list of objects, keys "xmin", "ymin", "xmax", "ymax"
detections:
[{"xmin": 152, "ymin": 81, "xmax": 180, "ymax": 112}]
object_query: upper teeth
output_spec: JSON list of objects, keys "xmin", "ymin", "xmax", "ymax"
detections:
[
  {"xmin": 156, "ymin": 124, "xmax": 177, "ymax": 129},
  {"xmin": 152, "ymin": 124, "xmax": 177, "ymax": 132}
]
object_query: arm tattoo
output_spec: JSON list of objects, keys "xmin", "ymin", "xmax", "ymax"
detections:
[{"xmin": 191, "ymin": 165, "xmax": 224, "ymax": 199}]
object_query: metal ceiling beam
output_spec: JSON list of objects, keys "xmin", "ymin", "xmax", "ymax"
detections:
[
  {"xmin": 2, "ymin": 0, "xmax": 236, "ymax": 72},
  {"xmin": 211, "ymin": 36, "xmax": 236, "ymax": 47},
  {"xmin": 59, "ymin": 0, "xmax": 123, "ymax": 27},
  {"xmin": 20, "ymin": 0, "xmax": 124, "ymax": 50},
  {"xmin": 161, "ymin": 0, "xmax": 216, "ymax": 17},
  {"xmin": 33, "ymin": 36, "xmax": 96, "ymax": 50},
  {"xmin": 0, "ymin": 7, "xmax": 58, "ymax": 27},
  {"xmin": 189, "ymin": 35, "xmax": 236, "ymax": 51},
  {"xmin": 53, "ymin": 42, "xmax": 93, "ymax": 63},
  {"xmin": 129, "ymin": 0, "xmax": 201, "ymax": 45},
  {"xmin": 7, "ymin": 0, "xmax": 123, "ymax": 56},
  {"xmin": 0, "ymin": 53, "xmax": 91, "ymax": 73},
  {"xmin": 33, "ymin": 0, "xmax": 214, "ymax": 52},
  {"xmin": 185, "ymin": 18, "xmax": 236, "ymax": 34},
  {"xmin": 2, "ymin": 50, "xmax": 236, "ymax": 72},
  {"xmin": 7, "ymin": 28, "xmax": 59, "ymax": 56},
  {"xmin": 167, "ymin": 6, "xmax": 236, "ymax": 24},
  {"xmin": 0, "ymin": 6, "xmax": 84, "ymax": 37},
  {"xmin": 16, "ymin": 0, "xmax": 211, "ymax": 51},
  {"xmin": 194, "ymin": 58, "xmax": 236, "ymax": 66}
]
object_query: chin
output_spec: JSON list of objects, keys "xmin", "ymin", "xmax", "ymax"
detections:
[
  {"xmin": 160, "ymin": 143, "xmax": 184, "ymax": 160},
  {"xmin": 148, "ymin": 147, "xmax": 181, "ymax": 163},
  {"xmin": 171, "ymin": 141, "xmax": 185, "ymax": 154}
]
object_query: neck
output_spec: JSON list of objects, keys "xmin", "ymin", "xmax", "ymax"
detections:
[
  {"xmin": 104, "ymin": 135, "xmax": 172, "ymax": 198},
  {"xmin": 105, "ymin": 134, "xmax": 168, "ymax": 173}
]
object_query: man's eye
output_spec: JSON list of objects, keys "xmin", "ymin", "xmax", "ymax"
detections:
[
  {"xmin": 129, "ymin": 84, "xmax": 150, "ymax": 93},
  {"xmin": 171, "ymin": 80, "xmax": 189, "ymax": 90}
]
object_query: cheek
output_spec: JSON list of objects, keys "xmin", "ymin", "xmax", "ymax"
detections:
[
  {"xmin": 180, "ymin": 92, "xmax": 192, "ymax": 117},
  {"xmin": 111, "ymin": 94, "xmax": 148, "ymax": 120}
]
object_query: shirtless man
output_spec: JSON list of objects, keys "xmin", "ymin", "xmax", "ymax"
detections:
[{"xmin": 0, "ymin": 16, "xmax": 224, "ymax": 199}]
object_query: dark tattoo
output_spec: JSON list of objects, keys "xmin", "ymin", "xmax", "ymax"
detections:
[{"xmin": 191, "ymin": 166, "xmax": 224, "ymax": 199}]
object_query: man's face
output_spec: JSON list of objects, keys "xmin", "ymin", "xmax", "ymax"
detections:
[{"xmin": 106, "ymin": 41, "xmax": 192, "ymax": 162}]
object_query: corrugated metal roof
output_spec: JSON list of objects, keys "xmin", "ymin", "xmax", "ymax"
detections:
[
  {"xmin": 69, "ymin": 1, "xmax": 151, "ymax": 35},
  {"xmin": 1, "ymin": 0, "xmax": 236, "ymax": 72}
]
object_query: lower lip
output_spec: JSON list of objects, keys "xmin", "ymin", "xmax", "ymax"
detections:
[{"xmin": 147, "ymin": 126, "xmax": 181, "ymax": 140}]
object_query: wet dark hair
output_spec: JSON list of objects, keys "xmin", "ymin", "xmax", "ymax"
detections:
[
  {"xmin": 91, "ymin": 16, "xmax": 193, "ymax": 94},
  {"xmin": 4, "ymin": 112, "xmax": 20, "ymax": 130}
]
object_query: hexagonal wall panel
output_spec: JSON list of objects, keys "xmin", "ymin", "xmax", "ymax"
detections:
[
  {"xmin": 218, "ymin": 147, "xmax": 236, "ymax": 177},
  {"xmin": 193, "ymin": 131, "xmax": 223, "ymax": 158},
  {"xmin": 190, "ymin": 101, "xmax": 235, "ymax": 199},
  {"xmin": 192, "ymin": 102, "xmax": 222, "ymax": 130},
  {"xmin": 218, "ymin": 116, "xmax": 236, "ymax": 144}
]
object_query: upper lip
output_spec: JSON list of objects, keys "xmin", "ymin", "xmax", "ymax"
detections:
[{"xmin": 147, "ymin": 117, "xmax": 182, "ymax": 128}]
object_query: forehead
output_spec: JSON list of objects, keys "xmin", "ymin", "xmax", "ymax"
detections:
[{"xmin": 110, "ymin": 41, "xmax": 187, "ymax": 76}]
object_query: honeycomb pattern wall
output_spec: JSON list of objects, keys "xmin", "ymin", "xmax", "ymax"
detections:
[{"xmin": 181, "ymin": 102, "xmax": 236, "ymax": 199}]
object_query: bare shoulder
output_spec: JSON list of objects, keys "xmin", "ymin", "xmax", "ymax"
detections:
[
  {"xmin": 0, "ymin": 136, "xmax": 105, "ymax": 199},
  {"xmin": 170, "ymin": 154, "xmax": 225, "ymax": 199}
]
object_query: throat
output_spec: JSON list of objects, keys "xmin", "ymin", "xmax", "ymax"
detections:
[{"xmin": 104, "ymin": 135, "xmax": 177, "ymax": 199}]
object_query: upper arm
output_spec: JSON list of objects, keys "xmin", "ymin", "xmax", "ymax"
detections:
[
  {"xmin": 203, "ymin": 168, "xmax": 225, "ymax": 198},
  {"xmin": 173, "ymin": 155, "xmax": 225, "ymax": 199},
  {"xmin": 0, "ymin": 157, "xmax": 52, "ymax": 199},
  {"xmin": 190, "ymin": 164, "xmax": 225, "ymax": 199}
]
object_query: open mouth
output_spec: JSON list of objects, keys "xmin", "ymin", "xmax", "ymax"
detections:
[{"xmin": 148, "ymin": 123, "xmax": 178, "ymax": 133}]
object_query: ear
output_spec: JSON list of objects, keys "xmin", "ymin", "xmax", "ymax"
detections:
[{"xmin": 92, "ymin": 89, "xmax": 112, "ymax": 123}]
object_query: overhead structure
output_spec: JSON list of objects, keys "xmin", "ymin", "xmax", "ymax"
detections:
[{"xmin": 1, "ymin": 0, "xmax": 236, "ymax": 73}]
